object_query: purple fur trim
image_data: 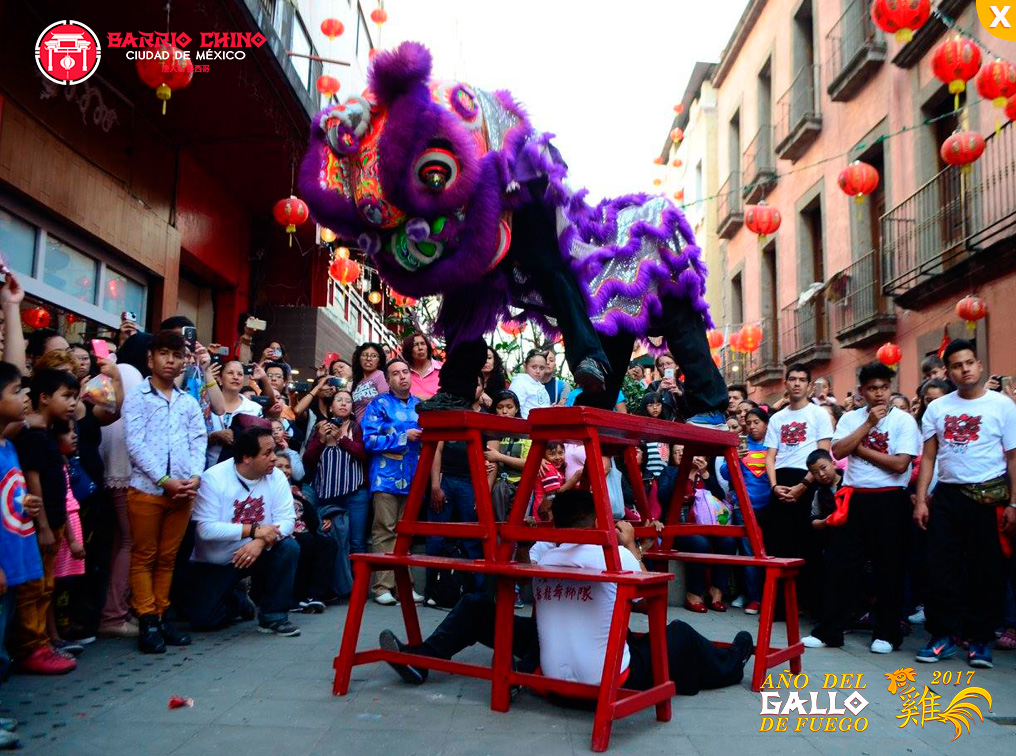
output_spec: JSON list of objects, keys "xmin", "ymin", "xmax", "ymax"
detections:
[{"xmin": 369, "ymin": 42, "xmax": 433, "ymax": 105}]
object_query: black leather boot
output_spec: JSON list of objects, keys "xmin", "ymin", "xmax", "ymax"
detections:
[
  {"xmin": 157, "ymin": 618, "xmax": 192, "ymax": 647},
  {"xmin": 137, "ymin": 615, "xmax": 166, "ymax": 654}
]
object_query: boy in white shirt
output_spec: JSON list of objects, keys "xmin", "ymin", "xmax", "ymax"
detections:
[
  {"xmin": 802, "ymin": 362, "xmax": 919, "ymax": 654},
  {"xmin": 188, "ymin": 427, "xmax": 300, "ymax": 637},
  {"xmin": 763, "ymin": 363, "xmax": 833, "ymax": 612},
  {"xmin": 914, "ymin": 340, "xmax": 1016, "ymax": 669}
]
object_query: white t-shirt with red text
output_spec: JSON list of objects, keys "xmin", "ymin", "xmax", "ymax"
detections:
[
  {"xmin": 833, "ymin": 406, "xmax": 920, "ymax": 488},
  {"xmin": 764, "ymin": 403, "xmax": 834, "ymax": 471},
  {"xmin": 921, "ymin": 389, "xmax": 1016, "ymax": 484},
  {"xmin": 531, "ymin": 543, "xmax": 640, "ymax": 685}
]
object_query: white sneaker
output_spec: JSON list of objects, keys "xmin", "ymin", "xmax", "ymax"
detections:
[
  {"xmin": 374, "ymin": 591, "xmax": 398, "ymax": 606},
  {"xmin": 730, "ymin": 595, "xmax": 745, "ymax": 609},
  {"xmin": 870, "ymin": 639, "xmax": 894, "ymax": 654},
  {"xmin": 425, "ymin": 598, "xmax": 437, "ymax": 607},
  {"xmin": 907, "ymin": 607, "xmax": 926, "ymax": 624},
  {"xmin": 802, "ymin": 635, "xmax": 827, "ymax": 649},
  {"xmin": 412, "ymin": 590, "xmax": 425, "ymax": 604}
]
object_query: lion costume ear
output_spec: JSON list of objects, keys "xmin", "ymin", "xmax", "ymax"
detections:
[{"xmin": 369, "ymin": 41, "xmax": 433, "ymax": 105}]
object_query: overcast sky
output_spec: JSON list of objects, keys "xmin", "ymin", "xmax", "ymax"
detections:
[{"xmin": 367, "ymin": 0, "xmax": 750, "ymax": 201}]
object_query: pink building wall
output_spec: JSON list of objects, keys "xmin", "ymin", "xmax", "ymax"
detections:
[{"xmin": 714, "ymin": 0, "xmax": 1016, "ymax": 402}]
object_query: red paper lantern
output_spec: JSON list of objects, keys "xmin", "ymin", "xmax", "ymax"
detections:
[
  {"xmin": 370, "ymin": 7, "xmax": 388, "ymax": 24},
  {"xmin": 955, "ymin": 294, "xmax": 987, "ymax": 325},
  {"xmin": 706, "ymin": 329, "xmax": 724, "ymax": 350},
  {"xmin": 1007, "ymin": 96, "xmax": 1016, "ymax": 122},
  {"xmin": 838, "ymin": 160, "xmax": 880, "ymax": 203},
  {"xmin": 652, "ymin": 178, "xmax": 662, "ymax": 186},
  {"xmin": 320, "ymin": 18, "xmax": 344, "ymax": 39},
  {"xmin": 931, "ymin": 37, "xmax": 982, "ymax": 99},
  {"xmin": 877, "ymin": 341, "xmax": 902, "ymax": 368},
  {"xmin": 741, "ymin": 324, "xmax": 763, "ymax": 353},
  {"xmin": 273, "ymin": 195, "xmax": 309, "ymax": 246},
  {"xmin": 671, "ymin": 159, "xmax": 683, "ymax": 168},
  {"xmin": 22, "ymin": 306, "xmax": 51, "ymax": 329},
  {"xmin": 329, "ymin": 257, "xmax": 360, "ymax": 285},
  {"xmin": 870, "ymin": 0, "xmax": 931, "ymax": 44},
  {"xmin": 976, "ymin": 58, "xmax": 1016, "ymax": 109},
  {"xmin": 316, "ymin": 75, "xmax": 340, "ymax": 98},
  {"xmin": 653, "ymin": 156, "xmax": 664, "ymax": 165},
  {"xmin": 500, "ymin": 322, "xmax": 522, "ymax": 337},
  {"xmin": 673, "ymin": 103, "xmax": 685, "ymax": 115},
  {"xmin": 136, "ymin": 45, "xmax": 193, "ymax": 114},
  {"xmin": 744, "ymin": 202, "xmax": 782, "ymax": 240},
  {"xmin": 670, "ymin": 127, "xmax": 684, "ymax": 143},
  {"xmin": 107, "ymin": 279, "xmax": 121, "ymax": 300},
  {"xmin": 673, "ymin": 190, "xmax": 685, "ymax": 201},
  {"xmin": 728, "ymin": 329, "xmax": 744, "ymax": 352},
  {"xmin": 392, "ymin": 292, "xmax": 418, "ymax": 308},
  {"xmin": 712, "ymin": 352, "xmax": 721, "ymax": 367},
  {"xmin": 940, "ymin": 131, "xmax": 985, "ymax": 172}
]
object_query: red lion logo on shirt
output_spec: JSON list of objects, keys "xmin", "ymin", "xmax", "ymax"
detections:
[
  {"xmin": 862, "ymin": 428, "xmax": 889, "ymax": 454},
  {"xmin": 232, "ymin": 495, "xmax": 265, "ymax": 524},
  {"xmin": 780, "ymin": 422, "xmax": 808, "ymax": 447},
  {"xmin": 943, "ymin": 414, "xmax": 982, "ymax": 446}
]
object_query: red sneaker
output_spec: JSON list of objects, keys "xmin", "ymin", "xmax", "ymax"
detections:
[
  {"xmin": 744, "ymin": 601, "xmax": 760, "ymax": 615},
  {"xmin": 18, "ymin": 647, "xmax": 76, "ymax": 675}
]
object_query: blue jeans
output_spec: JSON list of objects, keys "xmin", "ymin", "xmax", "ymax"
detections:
[
  {"xmin": 320, "ymin": 488, "xmax": 371, "ymax": 554},
  {"xmin": 674, "ymin": 534, "xmax": 738, "ymax": 598},
  {"xmin": 0, "ymin": 591, "xmax": 14, "ymax": 681},
  {"xmin": 427, "ymin": 475, "xmax": 484, "ymax": 591},
  {"xmin": 733, "ymin": 507, "xmax": 769, "ymax": 603}
]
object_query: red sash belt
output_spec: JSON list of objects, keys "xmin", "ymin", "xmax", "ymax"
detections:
[{"xmin": 828, "ymin": 486, "xmax": 903, "ymax": 527}]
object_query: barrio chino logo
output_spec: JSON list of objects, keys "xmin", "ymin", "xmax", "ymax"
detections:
[
  {"xmin": 977, "ymin": 0, "xmax": 1016, "ymax": 40},
  {"xmin": 35, "ymin": 20, "xmax": 101, "ymax": 85}
]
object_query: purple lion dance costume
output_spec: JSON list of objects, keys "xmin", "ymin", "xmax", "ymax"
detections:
[{"xmin": 300, "ymin": 42, "xmax": 727, "ymax": 417}]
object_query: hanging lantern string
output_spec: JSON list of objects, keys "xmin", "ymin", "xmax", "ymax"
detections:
[
  {"xmin": 673, "ymin": 93, "xmax": 998, "ymax": 211},
  {"xmin": 932, "ymin": 6, "xmax": 1006, "ymax": 62}
]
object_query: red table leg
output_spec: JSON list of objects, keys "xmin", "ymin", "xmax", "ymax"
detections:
[
  {"xmin": 646, "ymin": 588, "xmax": 672, "ymax": 723},
  {"xmin": 751, "ymin": 567, "xmax": 778, "ymax": 692},
  {"xmin": 590, "ymin": 584, "xmax": 634, "ymax": 752},
  {"xmin": 395, "ymin": 565, "xmax": 423, "ymax": 646},
  {"xmin": 490, "ymin": 575, "xmax": 517, "ymax": 713},
  {"xmin": 333, "ymin": 559, "xmax": 371, "ymax": 695},
  {"xmin": 783, "ymin": 571, "xmax": 802, "ymax": 674}
]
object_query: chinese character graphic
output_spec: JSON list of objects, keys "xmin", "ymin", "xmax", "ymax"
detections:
[{"xmin": 886, "ymin": 668, "xmax": 993, "ymax": 741}]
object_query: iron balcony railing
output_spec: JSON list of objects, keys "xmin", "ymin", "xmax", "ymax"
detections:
[
  {"xmin": 717, "ymin": 171, "xmax": 743, "ymax": 237},
  {"xmin": 780, "ymin": 297, "xmax": 829, "ymax": 361},
  {"xmin": 825, "ymin": 0, "xmax": 886, "ymax": 95},
  {"xmin": 746, "ymin": 317, "xmax": 781, "ymax": 377},
  {"xmin": 715, "ymin": 324, "xmax": 745, "ymax": 385},
  {"xmin": 775, "ymin": 64, "xmax": 822, "ymax": 155},
  {"xmin": 882, "ymin": 121, "xmax": 1016, "ymax": 296},
  {"xmin": 829, "ymin": 249, "xmax": 893, "ymax": 337},
  {"xmin": 743, "ymin": 124, "xmax": 777, "ymax": 200}
]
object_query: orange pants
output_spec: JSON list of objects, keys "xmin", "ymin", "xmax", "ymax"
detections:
[
  {"xmin": 127, "ymin": 489, "xmax": 192, "ymax": 617},
  {"xmin": 13, "ymin": 525, "xmax": 65, "ymax": 659}
]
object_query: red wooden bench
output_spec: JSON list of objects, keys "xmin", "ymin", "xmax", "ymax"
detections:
[
  {"xmin": 331, "ymin": 410, "xmax": 675, "ymax": 752},
  {"xmin": 495, "ymin": 406, "xmax": 805, "ymax": 693}
]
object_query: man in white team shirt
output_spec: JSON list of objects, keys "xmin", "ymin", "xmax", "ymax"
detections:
[
  {"xmin": 379, "ymin": 491, "xmax": 752, "ymax": 695},
  {"xmin": 763, "ymin": 363, "xmax": 833, "ymax": 612},
  {"xmin": 914, "ymin": 340, "xmax": 1016, "ymax": 669},
  {"xmin": 802, "ymin": 362, "xmax": 919, "ymax": 655}
]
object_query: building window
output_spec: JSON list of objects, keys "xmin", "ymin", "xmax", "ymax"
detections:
[
  {"xmin": 103, "ymin": 269, "xmax": 144, "ymax": 320},
  {"xmin": 0, "ymin": 208, "xmax": 36, "ymax": 276},
  {"xmin": 0, "ymin": 200, "xmax": 148, "ymax": 330},
  {"xmin": 44, "ymin": 235, "xmax": 98, "ymax": 304}
]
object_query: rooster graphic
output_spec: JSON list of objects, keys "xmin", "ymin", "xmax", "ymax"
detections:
[{"xmin": 886, "ymin": 668, "xmax": 992, "ymax": 741}]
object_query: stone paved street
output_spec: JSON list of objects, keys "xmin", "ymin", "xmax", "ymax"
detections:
[{"xmin": 3, "ymin": 601, "xmax": 1015, "ymax": 755}]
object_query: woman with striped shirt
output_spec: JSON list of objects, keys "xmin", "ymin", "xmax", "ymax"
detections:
[{"xmin": 303, "ymin": 390, "xmax": 368, "ymax": 597}]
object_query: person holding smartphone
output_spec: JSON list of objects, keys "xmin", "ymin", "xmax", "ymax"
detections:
[
  {"xmin": 205, "ymin": 361, "xmax": 264, "ymax": 468},
  {"xmin": 645, "ymin": 352, "xmax": 689, "ymax": 421}
]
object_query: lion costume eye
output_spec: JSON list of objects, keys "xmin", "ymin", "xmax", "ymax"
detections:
[{"xmin": 414, "ymin": 148, "xmax": 460, "ymax": 192}]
